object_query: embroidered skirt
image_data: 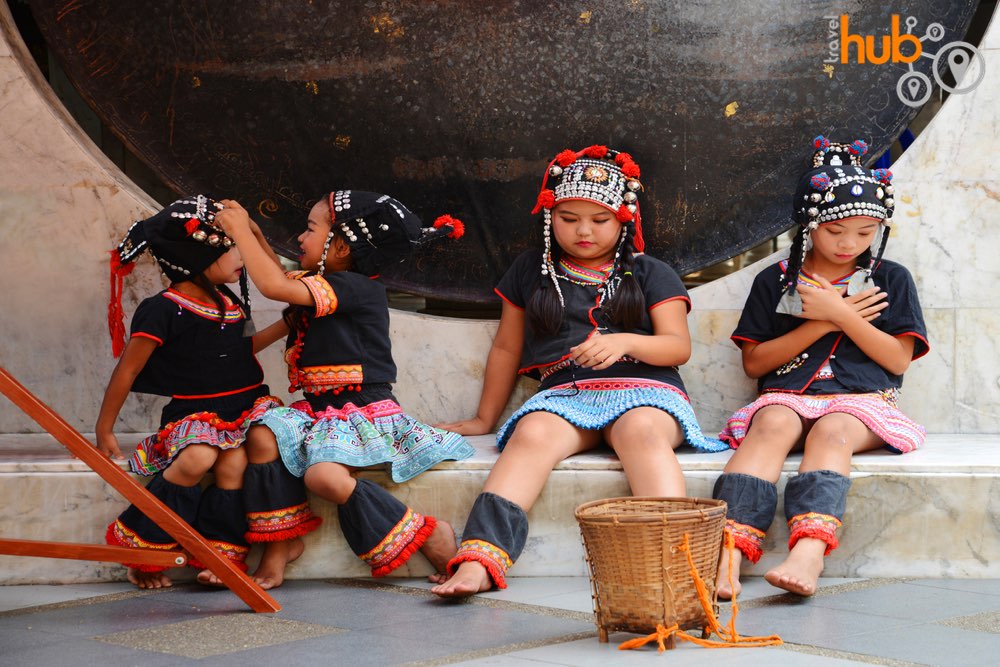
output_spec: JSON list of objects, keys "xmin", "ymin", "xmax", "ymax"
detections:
[
  {"xmin": 720, "ymin": 390, "xmax": 925, "ymax": 454},
  {"xmin": 258, "ymin": 398, "xmax": 475, "ymax": 483},
  {"xmin": 496, "ymin": 378, "xmax": 728, "ymax": 452},
  {"xmin": 130, "ymin": 391, "xmax": 282, "ymax": 476}
]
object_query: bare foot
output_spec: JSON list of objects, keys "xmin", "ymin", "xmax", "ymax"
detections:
[
  {"xmin": 765, "ymin": 537, "xmax": 826, "ymax": 596},
  {"xmin": 431, "ymin": 560, "xmax": 493, "ymax": 598},
  {"xmin": 716, "ymin": 544, "xmax": 743, "ymax": 601},
  {"xmin": 196, "ymin": 569, "xmax": 226, "ymax": 587},
  {"xmin": 251, "ymin": 538, "xmax": 305, "ymax": 590},
  {"xmin": 127, "ymin": 568, "xmax": 172, "ymax": 589},
  {"xmin": 419, "ymin": 519, "xmax": 457, "ymax": 580}
]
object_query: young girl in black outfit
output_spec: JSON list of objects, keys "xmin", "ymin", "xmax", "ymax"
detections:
[
  {"xmin": 99, "ymin": 195, "xmax": 320, "ymax": 589},
  {"xmin": 216, "ymin": 193, "xmax": 473, "ymax": 584},
  {"xmin": 713, "ymin": 137, "xmax": 928, "ymax": 598}
]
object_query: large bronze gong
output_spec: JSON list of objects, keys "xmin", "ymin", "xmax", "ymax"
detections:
[{"xmin": 28, "ymin": 1, "xmax": 978, "ymax": 302}]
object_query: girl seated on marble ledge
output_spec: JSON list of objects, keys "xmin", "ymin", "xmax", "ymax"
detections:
[
  {"xmin": 712, "ymin": 136, "xmax": 929, "ymax": 599},
  {"xmin": 430, "ymin": 145, "xmax": 727, "ymax": 598}
]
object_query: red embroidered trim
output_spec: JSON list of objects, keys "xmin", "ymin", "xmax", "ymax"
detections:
[
  {"xmin": 105, "ymin": 521, "xmax": 174, "ymax": 573},
  {"xmin": 245, "ymin": 502, "xmax": 323, "ymax": 543},
  {"xmin": 446, "ymin": 541, "xmax": 510, "ymax": 590},
  {"xmin": 188, "ymin": 543, "xmax": 250, "ymax": 572},
  {"xmin": 369, "ymin": 515, "xmax": 437, "ymax": 577},
  {"xmin": 148, "ymin": 395, "xmax": 275, "ymax": 455},
  {"xmin": 787, "ymin": 513, "xmax": 841, "ymax": 555},
  {"xmin": 725, "ymin": 520, "xmax": 766, "ymax": 564}
]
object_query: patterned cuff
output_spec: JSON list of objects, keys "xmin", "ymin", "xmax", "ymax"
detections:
[
  {"xmin": 446, "ymin": 539, "xmax": 514, "ymax": 590},
  {"xmin": 299, "ymin": 274, "xmax": 338, "ymax": 316},
  {"xmin": 361, "ymin": 509, "xmax": 434, "ymax": 577},
  {"xmin": 245, "ymin": 501, "xmax": 323, "ymax": 543},
  {"xmin": 725, "ymin": 519, "xmax": 766, "ymax": 564},
  {"xmin": 105, "ymin": 520, "xmax": 177, "ymax": 573},
  {"xmin": 787, "ymin": 512, "xmax": 842, "ymax": 555},
  {"xmin": 188, "ymin": 540, "xmax": 251, "ymax": 572}
]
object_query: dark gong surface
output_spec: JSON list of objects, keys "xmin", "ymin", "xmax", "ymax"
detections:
[{"xmin": 29, "ymin": 1, "xmax": 977, "ymax": 302}]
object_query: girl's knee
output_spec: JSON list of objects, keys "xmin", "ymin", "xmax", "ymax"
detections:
[
  {"xmin": 304, "ymin": 462, "xmax": 355, "ymax": 503},
  {"xmin": 748, "ymin": 405, "xmax": 801, "ymax": 438},
  {"xmin": 611, "ymin": 408, "xmax": 681, "ymax": 443},
  {"xmin": 509, "ymin": 413, "xmax": 556, "ymax": 445},
  {"xmin": 246, "ymin": 425, "xmax": 279, "ymax": 462},
  {"xmin": 213, "ymin": 448, "xmax": 248, "ymax": 487},
  {"xmin": 805, "ymin": 414, "xmax": 868, "ymax": 451},
  {"xmin": 172, "ymin": 444, "xmax": 219, "ymax": 475}
]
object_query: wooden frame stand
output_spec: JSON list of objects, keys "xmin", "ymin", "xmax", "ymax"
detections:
[{"xmin": 0, "ymin": 366, "xmax": 280, "ymax": 612}]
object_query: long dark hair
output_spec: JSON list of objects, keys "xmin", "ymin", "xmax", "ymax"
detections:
[{"xmin": 526, "ymin": 222, "xmax": 645, "ymax": 336}]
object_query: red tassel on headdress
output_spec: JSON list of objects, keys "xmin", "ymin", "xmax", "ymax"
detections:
[
  {"xmin": 531, "ymin": 188, "xmax": 556, "ymax": 215},
  {"xmin": 621, "ymin": 160, "xmax": 641, "ymax": 178},
  {"xmin": 616, "ymin": 204, "xmax": 633, "ymax": 223},
  {"xmin": 633, "ymin": 209, "xmax": 646, "ymax": 253},
  {"xmin": 108, "ymin": 249, "xmax": 136, "ymax": 358},
  {"xmin": 433, "ymin": 214, "xmax": 465, "ymax": 239},
  {"xmin": 555, "ymin": 149, "xmax": 578, "ymax": 167},
  {"xmin": 583, "ymin": 145, "xmax": 609, "ymax": 159},
  {"xmin": 614, "ymin": 152, "xmax": 634, "ymax": 167}
]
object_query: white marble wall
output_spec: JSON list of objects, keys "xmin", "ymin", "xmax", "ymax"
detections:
[{"xmin": 0, "ymin": 5, "xmax": 997, "ymax": 435}]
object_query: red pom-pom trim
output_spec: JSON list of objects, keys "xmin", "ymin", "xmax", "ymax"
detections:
[
  {"xmin": 555, "ymin": 149, "xmax": 578, "ymax": 167},
  {"xmin": 616, "ymin": 204, "xmax": 633, "ymax": 223},
  {"xmin": 621, "ymin": 161, "xmax": 641, "ymax": 178},
  {"xmin": 433, "ymin": 214, "xmax": 465, "ymax": 239},
  {"xmin": 445, "ymin": 550, "xmax": 508, "ymax": 590},
  {"xmin": 614, "ymin": 152, "xmax": 634, "ymax": 166},
  {"xmin": 582, "ymin": 144, "xmax": 609, "ymax": 159},
  {"xmin": 245, "ymin": 515, "xmax": 323, "ymax": 543},
  {"xmin": 531, "ymin": 188, "xmax": 556, "ymax": 214},
  {"xmin": 104, "ymin": 523, "xmax": 172, "ymax": 573},
  {"xmin": 369, "ymin": 515, "xmax": 437, "ymax": 577},
  {"xmin": 184, "ymin": 217, "xmax": 200, "ymax": 236}
]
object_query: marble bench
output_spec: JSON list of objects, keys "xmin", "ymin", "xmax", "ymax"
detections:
[{"xmin": 1, "ymin": 432, "xmax": 998, "ymax": 584}]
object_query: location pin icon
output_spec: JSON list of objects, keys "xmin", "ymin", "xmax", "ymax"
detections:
[
  {"xmin": 948, "ymin": 47, "xmax": 971, "ymax": 85},
  {"xmin": 907, "ymin": 77, "xmax": 921, "ymax": 100}
]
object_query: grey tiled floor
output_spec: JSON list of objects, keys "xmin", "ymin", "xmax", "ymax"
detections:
[{"xmin": 1, "ymin": 577, "xmax": 998, "ymax": 666}]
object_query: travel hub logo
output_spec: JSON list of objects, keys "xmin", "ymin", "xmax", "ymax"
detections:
[{"xmin": 824, "ymin": 14, "xmax": 985, "ymax": 108}]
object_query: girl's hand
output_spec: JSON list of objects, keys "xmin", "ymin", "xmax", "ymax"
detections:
[
  {"xmin": 215, "ymin": 199, "xmax": 252, "ymax": 235},
  {"xmin": 435, "ymin": 416, "xmax": 492, "ymax": 436},
  {"xmin": 570, "ymin": 333, "xmax": 630, "ymax": 370},
  {"xmin": 96, "ymin": 432, "xmax": 125, "ymax": 460},
  {"xmin": 843, "ymin": 285, "xmax": 889, "ymax": 323},
  {"xmin": 797, "ymin": 275, "xmax": 852, "ymax": 324}
]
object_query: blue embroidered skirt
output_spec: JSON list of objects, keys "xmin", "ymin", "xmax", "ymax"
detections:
[
  {"xmin": 257, "ymin": 398, "xmax": 475, "ymax": 483},
  {"xmin": 496, "ymin": 378, "xmax": 727, "ymax": 452}
]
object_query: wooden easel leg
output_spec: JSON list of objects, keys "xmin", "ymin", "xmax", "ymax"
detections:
[{"xmin": 0, "ymin": 366, "xmax": 280, "ymax": 613}]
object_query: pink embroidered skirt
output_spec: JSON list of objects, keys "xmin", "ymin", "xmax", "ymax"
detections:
[{"xmin": 720, "ymin": 390, "xmax": 925, "ymax": 454}]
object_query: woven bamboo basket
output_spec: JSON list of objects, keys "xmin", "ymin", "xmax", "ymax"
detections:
[{"xmin": 575, "ymin": 496, "xmax": 727, "ymax": 644}]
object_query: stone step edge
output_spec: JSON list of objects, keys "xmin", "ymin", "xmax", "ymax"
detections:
[{"xmin": 1, "ymin": 433, "xmax": 997, "ymax": 475}]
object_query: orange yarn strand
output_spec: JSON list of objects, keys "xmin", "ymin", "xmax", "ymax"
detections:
[{"xmin": 618, "ymin": 533, "xmax": 783, "ymax": 651}]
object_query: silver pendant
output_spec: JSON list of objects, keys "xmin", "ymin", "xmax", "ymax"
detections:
[
  {"xmin": 775, "ymin": 291, "xmax": 803, "ymax": 316},
  {"xmin": 846, "ymin": 270, "xmax": 870, "ymax": 296}
]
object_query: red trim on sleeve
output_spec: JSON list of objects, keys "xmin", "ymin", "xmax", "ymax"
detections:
[
  {"xmin": 647, "ymin": 295, "xmax": 691, "ymax": 313},
  {"xmin": 897, "ymin": 332, "xmax": 930, "ymax": 360},
  {"xmin": 131, "ymin": 332, "xmax": 163, "ymax": 346},
  {"xmin": 730, "ymin": 335, "xmax": 760, "ymax": 349},
  {"xmin": 493, "ymin": 287, "xmax": 524, "ymax": 311}
]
